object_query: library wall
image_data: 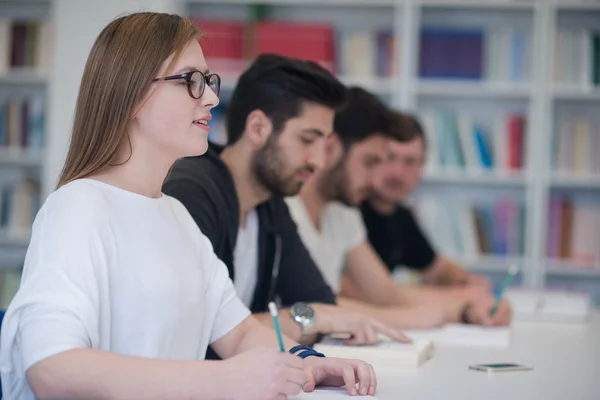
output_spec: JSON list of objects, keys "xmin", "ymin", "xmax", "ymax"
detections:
[{"xmin": 1, "ymin": 0, "xmax": 600, "ymax": 306}]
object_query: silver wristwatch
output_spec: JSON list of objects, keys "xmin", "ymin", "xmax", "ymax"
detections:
[{"xmin": 290, "ymin": 302, "xmax": 317, "ymax": 341}]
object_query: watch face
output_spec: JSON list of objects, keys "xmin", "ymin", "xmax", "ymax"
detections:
[{"xmin": 292, "ymin": 302, "xmax": 314, "ymax": 318}]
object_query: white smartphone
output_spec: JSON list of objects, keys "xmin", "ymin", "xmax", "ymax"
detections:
[{"xmin": 469, "ymin": 363, "xmax": 533, "ymax": 372}]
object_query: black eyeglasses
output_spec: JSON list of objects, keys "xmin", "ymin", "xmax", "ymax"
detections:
[{"xmin": 152, "ymin": 70, "xmax": 221, "ymax": 99}]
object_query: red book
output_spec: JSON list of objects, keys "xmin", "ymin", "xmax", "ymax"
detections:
[
  {"xmin": 192, "ymin": 20, "xmax": 245, "ymax": 60},
  {"xmin": 253, "ymin": 22, "xmax": 335, "ymax": 71},
  {"xmin": 507, "ymin": 114, "xmax": 526, "ymax": 170}
]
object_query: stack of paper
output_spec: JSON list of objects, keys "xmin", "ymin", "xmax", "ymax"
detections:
[
  {"xmin": 291, "ymin": 387, "xmax": 379, "ymax": 399},
  {"xmin": 403, "ymin": 324, "xmax": 511, "ymax": 349},
  {"xmin": 505, "ymin": 288, "xmax": 591, "ymax": 323},
  {"xmin": 314, "ymin": 337, "xmax": 435, "ymax": 368}
]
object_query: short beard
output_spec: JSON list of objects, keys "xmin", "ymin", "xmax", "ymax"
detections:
[
  {"xmin": 319, "ymin": 156, "xmax": 353, "ymax": 206},
  {"xmin": 251, "ymin": 134, "xmax": 303, "ymax": 197}
]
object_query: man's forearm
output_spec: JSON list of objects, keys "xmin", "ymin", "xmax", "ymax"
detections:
[
  {"xmin": 27, "ymin": 348, "xmax": 227, "ymax": 400},
  {"xmin": 337, "ymin": 296, "xmax": 464, "ymax": 330},
  {"xmin": 422, "ymin": 257, "xmax": 468, "ymax": 286},
  {"xmin": 235, "ymin": 314, "xmax": 302, "ymax": 351},
  {"xmin": 253, "ymin": 309, "xmax": 318, "ymax": 345}
]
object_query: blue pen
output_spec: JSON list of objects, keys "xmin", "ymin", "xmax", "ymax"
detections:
[
  {"xmin": 490, "ymin": 264, "xmax": 519, "ymax": 317},
  {"xmin": 268, "ymin": 301, "xmax": 286, "ymax": 352}
]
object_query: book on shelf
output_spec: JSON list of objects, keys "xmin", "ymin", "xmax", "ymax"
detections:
[
  {"xmin": 0, "ymin": 269, "xmax": 21, "ymax": 309},
  {"xmin": 191, "ymin": 18, "xmax": 397, "ymax": 83},
  {"xmin": 553, "ymin": 28, "xmax": 600, "ymax": 88},
  {"xmin": 0, "ymin": 95, "xmax": 45, "ymax": 151},
  {"xmin": 0, "ymin": 178, "xmax": 39, "ymax": 237},
  {"xmin": 419, "ymin": 26, "xmax": 531, "ymax": 84},
  {"xmin": 314, "ymin": 335, "xmax": 435, "ymax": 368},
  {"xmin": 0, "ymin": 18, "xmax": 52, "ymax": 73},
  {"xmin": 554, "ymin": 115, "xmax": 600, "ymax": 176},
  {"xmin": 413, "ymin": 198, "xmax": 526, "ymax": 261},
  {"xmin": 418, "ymin": 110, "xmax": 526, "ymax": 175},
  {"xmin": 546, "ymin": 195, "xmax": 600, "ymax": 268}
]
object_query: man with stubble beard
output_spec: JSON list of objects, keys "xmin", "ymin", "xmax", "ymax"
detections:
[
  {"xmin": 286, "ymin": 87, "xmax": 513, "ymax": 330},
  {"xmin": 162, "ymin": 54, "xmax": 407, "ymax": 353}
]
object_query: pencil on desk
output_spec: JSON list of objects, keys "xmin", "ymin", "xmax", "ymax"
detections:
[
  {"xmin": 490, "ymin": 264, "xmax": 519, "ymax": 317},
  {"xmin": 268, "ymin": 301, "xmax": 286, "ymax": 352}
]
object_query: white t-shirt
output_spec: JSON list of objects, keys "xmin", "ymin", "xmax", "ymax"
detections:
[
  {"xmin": 0, "ymin": 179, "xmax": 251, "ymax": 400},
  {"xmin": 285, "ymin": 196, "xmax": 366, "ymax": 294},
  {"xmin": 233, "ymin": 209, "xmax": 259, "ymax": 307}
]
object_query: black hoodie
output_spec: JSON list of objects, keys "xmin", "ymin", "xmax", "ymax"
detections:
[{"xmin": 162, "ymin": 144, "xmax": 336, "ymax": 314}]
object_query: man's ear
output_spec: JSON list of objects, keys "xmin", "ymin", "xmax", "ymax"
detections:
[
  {"xmin": 324, "ymin": 133, "xmax": 344, "ymax": 166},
  {"xmin": 245, "ymin": 110, "xmax": 273, "ymax": 147}
]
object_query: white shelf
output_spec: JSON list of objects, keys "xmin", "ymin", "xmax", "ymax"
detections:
[
  {"xmin": 187, "ymin": 0, "xmax": 396, "ymax": 5},
  {"xmin": 221, "ymin": 74, "xmax": 395, "ymax": 95},
  {"xmin": 458, "ymin": 255, "xmax": 524, "ymax": 274},
  {"xmin": 0, "ymin": 148, "xmax": 44, "ymax": 168},
  {"xmin": 417, "ymin": 80, "xmax": 533, "ymax": 98},
  {"xmin": 549, "ymin": 173, "xmax": 600, "ymax": 188},
  {"xmin": 545, "ymin": 259, "xmax": 600, "ymax": 279},
  {"xmin": 0, "ymin": 229, "xmax": 30, "ymax": 248},
  {"xmin": 419, "ymin": 0, "xmax": 536, "ymax": 9},
  {"xmin": 555, "ymin": 1, "xmax": 600, "ymax": 11},
  {"xmin": 423, "ymin": 170, "xmax": 526, "ymax": 185},
  {"xmin": 339, "ymin": 76, "xmax": 397, "ymax": 94},
  {"xmin": 552, "ymin": 85, "xmax": 600, "ymax": 100},
  {"xmin": 0, "ymin": 69, "xmax": 48, "ymax": 85}
]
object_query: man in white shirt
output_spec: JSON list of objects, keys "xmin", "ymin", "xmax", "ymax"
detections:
[
  {"xmin": 286, "ymin": 87, "xmax": 512, "ymax": 329},
  {"xmin": 163, "ymin": 54, "xmax": 407, "ymax": 347}
]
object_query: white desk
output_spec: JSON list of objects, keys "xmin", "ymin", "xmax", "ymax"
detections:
[{"xmin": 296, "ymin": 311, "xmax": 600, "ymax": 400}]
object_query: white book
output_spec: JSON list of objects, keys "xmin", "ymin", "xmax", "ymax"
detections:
[
  {"xmin": 291, "ymin": 387, "xmax": 379, "ymax": 400},
  {"xmin": 456, "ymin": 114, "xmax": 479, "ymax": 172},
  {"xmin": 36, "ymin": 20, "xmax": 53, "ymax": 71},
  {"xmin": 505, "ymin": 288, "xmax": 592, "ymax": 323},
  {"xmin": 314, "ymin": 337, "xmax": 435, "ymax": 368},
  {"xmin": 579, "ymin": 28, "xmax": 591, "ymax": 88},
  {"xmin": 403, "ymin": 324, "xmax": 511, "ymax": 349},
  {"xmin": 0, "ymin": 20, "xmax": 9, "ymax": 73},
  {"xmin": 419, "ymin": 111, "xmax": 438, "ymax": 173},
  {"xmin": 493, "ymin": 117, "xmax": 507, "ymax": 172},
  {"xmin": 458, "ymin": 205, "xmax": 479, "ymax": 259}
]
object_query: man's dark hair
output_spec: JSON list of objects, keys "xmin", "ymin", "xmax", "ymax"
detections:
[
  {"xmin": 402, "ymin": 112, "xmax": 427, "ymax": 150},
  {"xmin": 226, "ymin": 53, "xmax": 348, "ymax": 145},
  {"xmin": 333, "ymin": 87, "xmax": 411, "ymax": 148}
]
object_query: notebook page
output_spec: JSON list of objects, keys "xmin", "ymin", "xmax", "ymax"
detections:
[{"xmin": 291, "ymin": 387, "xmax": 379, "ymax": 400}]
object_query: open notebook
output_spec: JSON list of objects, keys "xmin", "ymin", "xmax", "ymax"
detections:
[
  {"xmin": 291, "ymin": 387, "xmax": 379, "ymax": 400},
  {"xmin": 314, "ymin": 336, "xmax": 435, "ymax": 368},
  {"xmin": 505, "ymin": 288, "xmax": 592, "ymax": 323},
  {"xmin": 402, "ymin": 324, "xmax": 511, "ymax": 349}
]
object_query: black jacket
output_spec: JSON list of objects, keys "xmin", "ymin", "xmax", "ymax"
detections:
[{"xmin": 162, "ymin": 144, "xmax": 336, "ymax": 313}]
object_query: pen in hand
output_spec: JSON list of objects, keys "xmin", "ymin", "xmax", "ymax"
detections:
[
  {"xmin": 268, "ymin": 301, "xmax": 286, "ymax": 352},
  {"xmin": 490, "ymin": 264, "xmax": 519, "ymax": 317}
]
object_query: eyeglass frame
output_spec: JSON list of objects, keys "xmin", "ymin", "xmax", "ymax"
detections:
[{"xmin": 151, "ymin": 70, "xmax": 221, "ymax": 99}]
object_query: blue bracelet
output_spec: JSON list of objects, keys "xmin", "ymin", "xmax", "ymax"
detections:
[
  {"xmin": 289, "ymin": 345, "xmax": 326, "ymax": 359},
  {"xmin": 297, "ymin": 349, "xmax": 326, "ymax": 359}
]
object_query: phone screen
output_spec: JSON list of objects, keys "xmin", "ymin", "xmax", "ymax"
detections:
[{"xmin": 478, "ymin": 364, "xmax": 522, "ymax": 368}]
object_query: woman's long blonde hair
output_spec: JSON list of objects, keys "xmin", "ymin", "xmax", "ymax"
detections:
[{"xmin": 57, "ymin": 12, "xmax": 200, "ymax": 188}]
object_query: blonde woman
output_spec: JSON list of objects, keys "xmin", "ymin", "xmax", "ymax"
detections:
[{"xmin": 0, "ymin": 12, "xmax": 375, "ymax": 400}]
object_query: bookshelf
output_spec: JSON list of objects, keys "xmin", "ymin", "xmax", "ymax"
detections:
[
  {"xmin": 180, "ymin": 0, "xmax": 600, "ymax": 304},
  {"xmin": 0, "ymin": 0, "xmax": 597, "ymax": 306},
  {"xmin": 0, "ymin": 0, "xmax": 51, "ymax": 305}
]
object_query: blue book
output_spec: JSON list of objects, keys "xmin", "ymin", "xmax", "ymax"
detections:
[
  {"xmin": 419, "ymin": 28, "xmax": 484, "ymax": 80},
  {"xmin": 474, "ymin": 127, "xmax": 493, "ymax": 169}
]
